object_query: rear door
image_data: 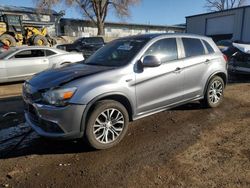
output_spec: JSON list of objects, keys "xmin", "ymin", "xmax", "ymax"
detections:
[
  {"xmin": 135, "ymin": 37, "xmax": 184, "ymax": 115},
  {"xmin": 180, "ymin": 38, "xmax": 210, "ymax": 99},
  {"xmin": 5, "ymin": 49, "xmax": 49, "ymax": 80}
]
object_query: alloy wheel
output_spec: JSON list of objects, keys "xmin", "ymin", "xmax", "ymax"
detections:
[
  {"xmin": 93, "ymin": 108, "xmax": 124, "ymax": 144},
  {"xmin": 208, "ymin": 80, "xmax": 223, "ymax": 104}
]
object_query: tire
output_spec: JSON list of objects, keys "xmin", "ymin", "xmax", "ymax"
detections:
[
  {"xmin": 201, "ymin": 76, "xmax": 225, "ymax": 108},
  {"xmin": 33, "ymin": 35, "xmax": 48, "ymax": 46},
  {"xmin": 85, "ymin": 100, "xmax": 129, "ymax": 150},
  {"xmin": 0, "ymin": 34, "xmax": 16, "ymax": 47}
]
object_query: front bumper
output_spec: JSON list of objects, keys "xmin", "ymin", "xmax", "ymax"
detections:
[{"xmin": 24, "ymin": 100, "xmax": 86, "ymax": 139}]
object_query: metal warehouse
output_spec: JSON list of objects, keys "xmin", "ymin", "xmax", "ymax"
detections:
[
  {"xmin": 186, "ymin": 5, "xmax": 250, "ymax": 42},
  {"xmin": 59, "ymin": 18, "xmax": 185, "ymax": 39}
]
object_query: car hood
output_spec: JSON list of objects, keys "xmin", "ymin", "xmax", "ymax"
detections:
[
  {"xmin": 233, "ymin": 43, "xmax": 250, "ymax": 54},
  {"xmin": 27, "ymin": 63, "xmax": 114, "ymax": 90}
]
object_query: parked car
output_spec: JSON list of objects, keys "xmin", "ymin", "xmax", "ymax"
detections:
[
  {"xmin": 23, "ymin": 33, "xmax": 227, "ymax": 149},
  {"xmin": 0, "ymin": 41, "xmax": 9, "ymax": 53},
  {"xmin": 216, "ymin": 40, "xmax": 232, "ymax": 52},
  {"xmin": 225, "ymin": 42, "xmax": 250, "ymax": 75},
  {"xmin": 56, "ymin": 37, "xmax": 105, "ymax": 58},
  {"xmin": 0, "ymin": 46, "xmax": 84, "ymax": 83}
]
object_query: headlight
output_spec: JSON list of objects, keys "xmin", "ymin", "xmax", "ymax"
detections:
[{"xmin": 42, "ymin": 87, "xmax": 77, "ymax": 106}]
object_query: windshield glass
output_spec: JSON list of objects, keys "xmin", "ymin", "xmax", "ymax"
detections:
[
  {"xmin": 0, "ymin": 48, "xmax": 18, "ymax": 59},
  {"xmin": 85, "ymin": 38, "xmax": 149, "ymax": 67},
  {"xmin": 217, "ymin": 40, "xmax": 232, "ymax": 47},
  {"xmin": 73, "ymin": 38, "xmax": 83, "ymax": 44}
]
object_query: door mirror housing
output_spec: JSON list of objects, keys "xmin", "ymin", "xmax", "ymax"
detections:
[{"xmin": 142, "ymin": 55, "xmax": 161, "ymax": 67}]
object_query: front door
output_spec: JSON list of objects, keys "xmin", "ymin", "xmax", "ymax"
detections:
[
  {"xmin": 135, "ymin": 38, "xmax": 184, "ymax": 115},
  {"xmin": 5, "ymin": 49, "xmax": 49, "ymax": 81}
]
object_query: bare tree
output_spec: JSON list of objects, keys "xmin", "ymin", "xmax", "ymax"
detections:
[
  {"xmin": 35, "ymin": 0, "xmax": 140, "ymax": 35},
  {"xmin": 205, "ymin": 0, "xmax": 247, "ymax": 11}
]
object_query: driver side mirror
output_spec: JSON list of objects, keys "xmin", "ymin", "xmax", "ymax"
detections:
[{"xmin": 142, "ymin": 55, "xmax": 161, "ymax": 67}]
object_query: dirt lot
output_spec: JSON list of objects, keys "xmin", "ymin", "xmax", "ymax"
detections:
[{"xmin": 0, "ymin": 78, "xmax": 250, "ymax": 188}]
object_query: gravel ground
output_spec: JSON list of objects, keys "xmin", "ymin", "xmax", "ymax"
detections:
[{"xmin": 0, "ymin": 78, "xmax": 249, "ymax": 188}]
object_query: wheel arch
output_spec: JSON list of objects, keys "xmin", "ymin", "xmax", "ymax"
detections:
[
  {"xmin": 203, "ymin": 71, "xmax": 227, "ymax": 96},
  {"xmin": 80, "ymin": 93, "xmax": 134, "ymax": 133}
]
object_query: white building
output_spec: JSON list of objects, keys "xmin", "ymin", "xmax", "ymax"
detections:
[
  {"xmin": 186, "ymin": 5, "xmax": 250, "ymax": 42},
  {"xmin": 59, "ymin": 18, "xmax": 185, "ymax": 39}
]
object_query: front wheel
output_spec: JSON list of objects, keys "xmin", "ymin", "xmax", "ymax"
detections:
[
  {"xmin": 85, "ymin": 100, "xmax": 129, "ymax": 149},
  {"xmin": 33, "ymin": 35, "xmax": 48, "ymax": 46},
  {"xmin": 201, "ymin": 76, "xmax": 225, "ymax": 108},
  {"xmin": 0, "ymin": 34, "xmax": 16, "ymax": 47}
]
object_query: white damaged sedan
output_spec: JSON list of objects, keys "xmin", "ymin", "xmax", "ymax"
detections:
[{"xmin": 0, "ymin": 46, "xmax": 84, "ymax": 83}]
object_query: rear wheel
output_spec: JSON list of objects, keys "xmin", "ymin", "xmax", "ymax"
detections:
[
  {"xmin": 33, "ymin": 35, "xmax": 48, "ymax": 46},
  {"xmin": 201, "ymin": 76, "xmax": 225, "ymax": 108},
  {"xmin": 85, "ymin": 100, "xmax": 129, "ymax": 149},
  {"xmin": 0, "ymin": 34, "xmax": 16, "ymax": 47}
]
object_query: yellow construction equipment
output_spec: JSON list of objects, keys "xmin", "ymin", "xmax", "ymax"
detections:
[{"xmin": 0, "ymin": 14, "xmax": 56, "ymax": 47}]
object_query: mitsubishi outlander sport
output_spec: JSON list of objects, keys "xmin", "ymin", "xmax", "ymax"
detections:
[{"xmin": 23, "ymin": 34, "xmax": 228, "ymax": 149}]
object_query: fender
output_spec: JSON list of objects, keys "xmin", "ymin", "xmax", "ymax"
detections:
[
  {"xmin": 79, "ymin": 92, "xmax": 134, "ymax": 133},
  {"xmin": 203, "ymin": 71, "xmax": 228, "ymax": 96}
]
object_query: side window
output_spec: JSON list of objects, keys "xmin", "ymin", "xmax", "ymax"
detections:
[
  {"xmin": 203, "ymin": 40, "xmax": 215, "ymax": 54},
  {"xmin": 182, "ymin": 38, "xmax": 205, "ymax": 58},
  {"xmin": 144, "ymin": 38, "xmax": 178, "ymax": 62},
  {"xmin": 14, "ymin": 50, "xmax": 45, "ymax": 59},
  {"xmin": 14, "ymin": 50, "xmax": 32, "ymax": 58},
  {"xmin": 46, "ymin": 50, "xmax": 56, "ymax": 56},
  {"xmin": 31, "ymin": 50, "xmax": 45, "ymax": 57}
]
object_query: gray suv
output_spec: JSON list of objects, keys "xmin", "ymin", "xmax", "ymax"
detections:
[{"xmin": 23, "ymin": 34, "xmax": 228, "ymax": 149}]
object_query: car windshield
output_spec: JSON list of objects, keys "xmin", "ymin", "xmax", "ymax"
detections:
[
  {"xmin": 0, "ymin": 48, "xmax": 18, "ymax": 59},
  {"xmin": 73, "ymin": 38, "xmax": 82, "ymax": 44},
  {"xmin": 85, "ymin": 38, "xmax": 149, "ymax": 67}
]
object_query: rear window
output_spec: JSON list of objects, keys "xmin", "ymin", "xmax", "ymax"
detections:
[
  {"xmin": 182, "ymin": 38, "xmax": 205, "ymax": 58},
  {"xmin": 203, "ymin": 40, "xmax": 215, "ymax": 54},
  {"xmin": 14, "ymin": 50, "xmax": 45, "ymax": 58},
  {"xmin": 85, "ymin": 37, "xmax": 104, "ymax": 44},
  {"xmin": 46, "ymin": 50, "xmax": 56, "ymax": 56}
]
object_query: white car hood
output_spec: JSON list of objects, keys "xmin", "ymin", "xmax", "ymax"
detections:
[{"xmin": 233, "ymin": 43, "xmax": 250, "ymax": 54}]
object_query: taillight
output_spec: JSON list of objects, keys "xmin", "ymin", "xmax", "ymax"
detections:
[{"xmin": 223, "ymin": 54, "xmax": 228, "ymax": 63}]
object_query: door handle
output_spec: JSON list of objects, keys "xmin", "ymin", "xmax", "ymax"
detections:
[
  {"xmin": 204, "ymin": 59, "xmax": 210, "ymax": 64},
  {"xmin": 173, "ymin": 67, "xmax": 182, "ymax": 73}
]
